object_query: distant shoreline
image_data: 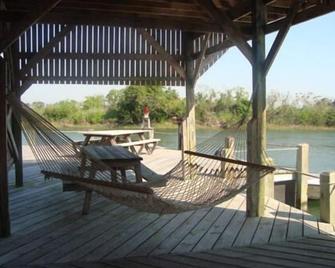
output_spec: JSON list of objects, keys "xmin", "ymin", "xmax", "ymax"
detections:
[{"xmin": 53, "ymin": 122, "xmax": 335, "ymax": 132}]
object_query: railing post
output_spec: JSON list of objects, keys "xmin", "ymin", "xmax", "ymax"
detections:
[
  {"xmin": 296, "ymin": 143, "xmax": 309, "ymax": 211},
  {"xmin": 264, "ymin": 157, "xmax": 274, "ymax": 198},
  {"xmin": 320, "ymin": 172, "xmax": 335, "ymax": 224},
  {"xmin": 220, "ymin": 136, "xmax": 235, "ymax": 177}
]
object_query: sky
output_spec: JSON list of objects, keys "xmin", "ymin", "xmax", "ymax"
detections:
[{"xmin": 22, "ymin": 12, "xmax": 335, "ymax": 104}]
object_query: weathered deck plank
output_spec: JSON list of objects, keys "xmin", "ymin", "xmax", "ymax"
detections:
[{"xmin": 1, "ymin": 147, "xmax": 334, "ymax": 267}]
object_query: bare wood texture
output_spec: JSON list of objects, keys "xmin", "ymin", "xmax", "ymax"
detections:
[
  {"xmin": 0, "ymin": 58, "xmax": 10, "ymax": 237},
  {"xmin": 184, "ymin": 150, "xmax": 275, "ymax": 172},
  {"xmin": 0, "ymin": 0, "xmax": 61, "ymax": 52},
  {"xmin": 264, "ymin": 0, "xmax": 300, "ymax": 74},
  {"xmin": 195, "ymin": 0, "xmax": 253, "ymax": 63},
  {"xmin": 320, "ymin": 172, "xmax": 335, "ymax": 224},
  {"xmin": 192, "ymin": 33, "xmax": 210, "ymax": 82},
  {"xmin": 296, "ymin": 144, "xmax": 309, "ymax": 211},
  {"xmin": 183, "ymin": 32, "xmax": 196, "ymax": 150},
  {"xmin": 247, "ymin": 0, "xmax": 267, "ymax": 217},
  {"xmin": 18, "ymin": 25, "xmax": 75, "ymax": 94},
  {"xmin": 137, "ymin": 28, "xmax": 186, "ymax": 80}
]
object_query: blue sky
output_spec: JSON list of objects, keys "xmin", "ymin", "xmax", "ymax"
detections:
[{"xmin": 23, "ymin": 12, "xmax": 335, "ymax": 103}]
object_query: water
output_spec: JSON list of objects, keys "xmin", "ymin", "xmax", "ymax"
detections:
[
  {"xmin": 24, "ymin": 128, "xmax": 335, "ymax": 174},
  {"xmin": 154, "ymin": 128, "xmax": 335, "ymax": 174}
]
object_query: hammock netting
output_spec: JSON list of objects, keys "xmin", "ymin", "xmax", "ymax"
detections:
[{"xmin": 8, "ymin": 95, "xmax": 275, "ymax": 214}]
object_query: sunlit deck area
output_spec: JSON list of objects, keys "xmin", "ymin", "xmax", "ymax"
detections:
[{"xmin": 1, "ymin": 147, "xmax": 334, "ymax": 267}]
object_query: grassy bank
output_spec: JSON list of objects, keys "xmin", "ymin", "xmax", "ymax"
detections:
[{"xmin": 55, "ymin": 121, "xmax": 335, "ymax": 132}]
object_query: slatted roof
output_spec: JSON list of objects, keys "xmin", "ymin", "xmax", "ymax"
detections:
[
  {"xmin": 2, "ymin": 0, "xmax": 334, "ymax": 33},
  {"xmin": 1, "ymin": 0, "xmax": 334, "ymax": 88}
]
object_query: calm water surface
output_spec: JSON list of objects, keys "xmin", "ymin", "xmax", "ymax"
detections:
[{"xmin": 61, "ymin": 128, "xmax": 335, "ymax": 174}]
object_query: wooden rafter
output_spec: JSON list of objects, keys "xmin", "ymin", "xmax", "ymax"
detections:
[
  {"xmin": 191, "ymin": 38, "xmax": 232, "ymax": 60},
  {"xmin": 264, "ymin": 0, "xmax": 300, "ymax": 74},
  {"xmin": 192, "ymin": 33, "xmax": 211, "ymax": 83},
  {"xmin": 137, "ymin": 28, "xmax": 186, "ymax": 80},
  {"xmin": 195, "ymin": 0, "xmax": 253, "ymax": 64},
  {"xmin": 18, "ymin": 25, "xmax": 74, "ymax": 85},
  {"xmin": 199, "ymin": 49, "xmax": 226, "ymax": 77},
  {"xmin": 0, "ymin": 0, "xmax": 62, "ymax": 52}
]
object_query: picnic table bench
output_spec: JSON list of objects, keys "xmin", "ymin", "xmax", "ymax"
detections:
[{"xmin": 81, "ymin": 129, "xmax": 160, "ymax": 154}]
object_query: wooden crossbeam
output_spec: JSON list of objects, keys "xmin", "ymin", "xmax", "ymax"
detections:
[
  {"xmin": 191, "ymin": 39, "xmax": 232, "ymax": 60},
  {"xmin": 199, "ymin": 49, "xmax": 226, "ymax": 76},
  {"xmin": 18, "ymin": 24, "xmax": 74, "ymax": 91},
  {"xmin": 0, "ymin": 0, "xmax": 62, "ymax": 52},
  {"xmin": 137, "ymin": 28, "xmax": 186, "ymax": 80},
  {"xmin": 195, "ymin": 0, "xmax": 253, "ymax": 64},
  {"xmin": 192, "ymin": 33, "xmax": 211, "ymax": 83},
  {"xmin": 264, "ymin": 0, "xmax": 300, "ymax": 74}
]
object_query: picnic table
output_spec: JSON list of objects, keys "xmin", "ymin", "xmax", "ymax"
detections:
[
  {"xmin": 81, "ymin": 145, "xmax": 143, "ymax": 183},
  {"xmin": 81, "ymin": 129, "xmax": 160, "ymax": 154}
]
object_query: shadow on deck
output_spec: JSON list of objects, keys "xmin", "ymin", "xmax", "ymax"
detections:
[{"xmin": 1, "ymin": 148, "xmax": 334, "ymax": 267}]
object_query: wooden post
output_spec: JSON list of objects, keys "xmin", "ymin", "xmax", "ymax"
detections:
[
  {"xmin": 220, "ymin": 136, "xmax": 235, "ymax": 177},
  {"xmin": 12, "ymin": 111, "xmax": 23, "ymax": 187},
  {"xmin": 247, "ymin": 0, "xmax": 267, "ymax": 217},
  {"xmin": 296, "ymin": 143, "xmax": 309, "ymax": 211},
  {"xmin": 264, "ymin": 157, "xmax": 274, "ymax": 199},
  {"xmin": 320, "ymin": 172, "xmax": 335, "ymax": 224},
  {"xmin": 183, "ymin": 32, "xmax": 196, "ymax": 151},
  {"xmin": 0, "ymin": 57, "xmax": 10, "ymax": 237}
]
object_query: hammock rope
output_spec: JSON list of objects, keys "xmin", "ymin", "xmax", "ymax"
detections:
[{"xmin": 8, "ymin": 95, "xmax": 275, "ymax": 214}]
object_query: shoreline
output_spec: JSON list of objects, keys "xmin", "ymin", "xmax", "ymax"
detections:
[{"xmin": 54, "ymin": 122, "xmax": 335, "ymax": 132}]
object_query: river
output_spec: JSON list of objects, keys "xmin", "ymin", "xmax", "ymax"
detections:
[{"xmin": 62, "ymin": 128, "xmax": 335, "ymax": 174}]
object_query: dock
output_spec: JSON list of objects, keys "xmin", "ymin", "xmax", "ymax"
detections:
[{"xmin": 1, "ymin": 147, "xmax": 335, "ymax": 267}]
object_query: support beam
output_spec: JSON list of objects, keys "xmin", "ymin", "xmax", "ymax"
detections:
[
  {"xmin": 137, "ymin": 28, "xmax": 186, "ymax": 80},
  {"xmin": 12, "ymin": 103, "xmax": 23, "ymax": 187},
  {"xmin": 0, "ymin": 0, "xmax": 61, "ymax": 52},
  {"xmin": 195, "ymin": 0, "xmax": 253, "ymax": 63},
  {"xmin": 264, "ymin": 0, "xmax": 300, "ymax": 74},
  {"xmin": 192, "ymin": 33, "xmax": 211, "ymax": 83},
  {"xmin": 247, "ymin": 0, "xmax": 267, "ymax": 217},
  {"xmin": 0, "ymin": 57, "xmax": 10, "ymax": 237},
  {"xmin": 320, "ymin": 171, "xmax": 335, "ymax": 224},
  {"xmin": 18, "ymin": 25, "xmax": 75, "ymax": 89},
  {"xmin": 296, "ymin": 143, "xmax": 309, "ymax": 211},
  {"xmin": 183, "ymin": 32, "xmax": 196, "ymax": 150}
]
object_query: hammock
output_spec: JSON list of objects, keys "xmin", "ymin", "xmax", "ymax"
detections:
[{"xmin": 8, "ymin": 95, "xmax": 275, "ymax": 214}]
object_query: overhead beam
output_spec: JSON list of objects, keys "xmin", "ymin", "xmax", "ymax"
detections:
[
  {"xmin": 0, "ymin": 0, "xmax": 62, "ymax": 52},
  {"xmin": 138, "ymin": 28, "xmax": 186, "ymax": 80},
  {"xmin": 264, "ymin": 0, "xmax": 300, "ymax": 74},
  {"xmin": 195, "ymin": 0, "xmax": 253, "ymax": 64},
  {"xmin": 18, "ymin": 24, "xmax": 74, "ymax": 91}
]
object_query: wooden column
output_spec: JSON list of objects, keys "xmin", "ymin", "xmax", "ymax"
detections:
[
  {"xmin": 296, "ymin": 143, "xmax": 309, "ymax": 211},
  {"xmin": 247, "ymin": 0, "xmax": 267, "ymax": 217},
  {"xmin": 320, "ymin": 172, "xmax": 335, "ymax": 224},
  {"xmin": 220, "ymin": 137, "xmax": 235, "ymax": 177},
  {"xmin": 0, "ymin": 57, "xmax": 10, "ymax": 237},
  {"xmin": 12, "ymin": 106, "xmax": 23, "ymax": 187},
  {"xmin": 183, "ymin": 32, "xmax": 196, "ymax": 151},
  {"xmin": 264, "ymin": 157, "xmax": 274, "ymax": 199}
]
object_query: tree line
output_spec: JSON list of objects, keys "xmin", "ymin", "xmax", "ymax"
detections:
[{"xmin": 30, "ymin": 85, "xmax": 335, "ymax": 128}]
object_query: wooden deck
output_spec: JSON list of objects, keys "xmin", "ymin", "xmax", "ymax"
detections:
[{"xmin": 1, "ymin": 147, "xmax": 335, "ymax": 267}]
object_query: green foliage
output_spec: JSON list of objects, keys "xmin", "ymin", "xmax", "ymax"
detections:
[
  {"xmin": 195, "ymin": 87, "xmax": 251, "ymax": 127},
  {"xmin": 267, "ymin": 92, "xmax": 335, "ymax": 127},
  {"xmin": 29, "ymin": 86, "xmax": 335, "ymax": 128},
  {"xmin": 114, "ymin": 86, "xmax": 184, "ymax": 124}
]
